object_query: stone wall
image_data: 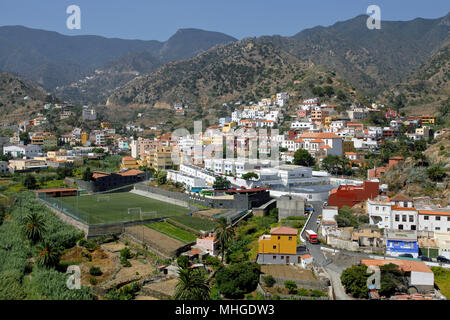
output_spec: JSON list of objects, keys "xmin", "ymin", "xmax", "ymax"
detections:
[{"xmin": 259, "ymin": 275, "xmax": 330, "ymax": 291}]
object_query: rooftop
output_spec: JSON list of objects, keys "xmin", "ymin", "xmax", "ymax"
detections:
[
  {"xmin": 361, "ymin": 259, "xmax": 432, "ymax": 274},
  {"xmin": 270, "ymin": 226, "xmax": 298, "ymax": 236}
]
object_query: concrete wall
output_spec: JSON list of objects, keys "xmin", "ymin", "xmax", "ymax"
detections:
[
  {"xmin": 277, "ymin": 195, "xmax": 305, "ymax": 221},
  {"xmin": 132, "ymin": 188, "xmax": 189, "ymax": 208},
  {"xmin": 259, "ymin": 275, "xmax": 330, "ymax": 291},
  {"xmin": 327, "ymin": 236, "xmax": 359, "ymax": 251},
  {"xmin": 256, "ymin": 253, "xmax": 301, "ymax": 265}
]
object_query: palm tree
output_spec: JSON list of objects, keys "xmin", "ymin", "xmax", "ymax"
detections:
[
  {"xmin": 37, "ymin": 240, "xmax": 61, "ymax": 268},
  {"xmin": 22, "ymin": 211, "xmax": 47, "ymax": 244},
  {"xmin": 174, "ymin": 268, "xmax": 210, "ymax": 300},
  {"xmin": 215, "ymin": 217, "xmax": 234, "ymax": 262}
]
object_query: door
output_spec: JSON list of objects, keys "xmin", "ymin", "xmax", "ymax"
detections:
[{"xmin": 286, "ymin": 256, "xmax": 290, "ymax": 264}]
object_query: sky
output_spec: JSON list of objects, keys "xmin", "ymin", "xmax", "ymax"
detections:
[{"xmin": 0, "ymin": 0, "xmax": 448, "ymax": 41}]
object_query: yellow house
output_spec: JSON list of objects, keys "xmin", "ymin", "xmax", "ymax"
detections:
[
  {"xmin": 81, "ymin": 132, "xmax": 89, "ymax": 146},
  {"xmin": 418, "ymin": 116, "xmax": 435, "ymax": 125},
  {"xmin": 222, "ymin": 122, "xmax": 237, "ymax": 133},
  {"xmin": 257, "ymin": 226, "xmax": 302, "ymax": 265},
  {"xmin": 120, "ymin": 156, "xmax": 140, "ymax": 170}
]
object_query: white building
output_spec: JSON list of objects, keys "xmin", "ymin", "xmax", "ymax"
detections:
[
  {"xmin": 166, "ymin": 170, "xmax": 207, "ymax": 190},
  {"xmin": 3, "ymin": 145, "xmax": 42, "ymax": 158},
  {"xmin": 418, "ymin": 209, "xmax": 450, "ymax": 233}
]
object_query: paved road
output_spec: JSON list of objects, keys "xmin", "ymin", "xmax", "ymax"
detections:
[
  {"xmin": 301, "ymin": 201, "xmax": 329, "ymax": 266},
  {"xmin": 301, "ymin": 201, "xmax": 353, "ymax": 300}
]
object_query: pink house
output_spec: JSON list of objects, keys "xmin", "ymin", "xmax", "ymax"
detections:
[{"xmin": 196, "ymin": 234, "xmax": 219, "ymax": 256}]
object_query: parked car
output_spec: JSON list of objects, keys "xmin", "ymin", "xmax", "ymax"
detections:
[
  {"xmin": 437, "ymin": 256, "xmax": 450, "ymax": 263},
  {"xmin": 399, "ymin": 254, "xmax": 414, "ymax": 258},
  {"xmin": 418, "ymin": 255, "xmax": 432, "ymax": 262}
]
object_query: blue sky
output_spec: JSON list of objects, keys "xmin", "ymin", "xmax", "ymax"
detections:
[{"xmin": 0, "ymin": 0, "xmax": 448, "ymax": 41}]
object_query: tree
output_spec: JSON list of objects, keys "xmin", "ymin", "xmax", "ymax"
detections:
[
  {"xmin": 19, "ymin": 132, "xmax": 31, "ymax": 145},
  {"xmin": 213, "ymin": 176, "xmax": 231, "ymax": 190},
  {"xmin": 293, "ymin": 149, "xmax": 315, "ymax": 167},
  {"xmin": 56, "ymin": 167, "xmax": 74, "ymax": 180},
  {"xmin": 174, "ymin": 268, "xmax": 210, "ymax": 300},
  {"xmin": 177, "ymin": 255, "xmax": 190, "ymax": 269},
  {"xmin": 284, "ymin": 280, "xmax": 297, "ymax": 294},
  {"xmin": 321, "ymin": 155, "xmax": 343, "ymax": 175},
  {"xmin": 262, "ymin": 275, "xmax": 276, "ymax": 287},
  {"xmin": 22, "ymin": 211, "xmax": 47, "ymax": 244},
  {"xmin": 340, "ymin": 264, "xmax": 369, "ymax": 299},
  {"xmin": 215, "ymin": 262, "xmax": 260, "ymax": 299},
  {"xmin": 427, "ymin": 166, "xmax": 446, "ymax": 182},
  {"xmin": 242, "ymin": 172, "xmax": 259, "ymax": 180},
  {"xmin": 379, "ymin": 263, "xmax": 407, "ymax": 297},
  {"xmin": 82, "ymin": 167, "xmax": 93, "ymax": 182},
  {"xmin": 37, "ymin": 241, "xmax": 61, "ymax": 268},
  {"xmin": 215, "ymin": 217, "xmax": 234, "ymax": 262},
  {"xmin": 156, "ymin": 171, "xmax": 167, "ymax": 185},
  {"xmin": 23, "ymin": 174, "xmax": 37, "ymax": 189}
]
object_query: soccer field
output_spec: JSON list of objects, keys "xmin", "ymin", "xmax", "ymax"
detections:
[{"xmin": 57, "ymin": 192, "xmax": 190, "ymax": 224}]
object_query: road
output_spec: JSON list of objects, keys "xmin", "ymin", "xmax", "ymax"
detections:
[{"xmin": 301, "ymin": 201, "xmax": 353, "ymax": 300}]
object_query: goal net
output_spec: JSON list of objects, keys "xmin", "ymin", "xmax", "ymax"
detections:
[{"xmin": 128, "ymin": 208, "xmax": 142, "ymax": 216}]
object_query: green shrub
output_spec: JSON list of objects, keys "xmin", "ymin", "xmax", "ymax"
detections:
[
  {"xmin": 284, "ymin": 280, "xmax": 297, "ymax": 294},
  {"xmin": 120, "ymin": 247, "xmax": 133, "ymax": 260},
  {"xmin": 262, "ymin": 275, "xmax": 276, "ymax": 287},
  {"xmin": 89, "ymin": 278, "xmax": 97, "ymax": 285},
  {"xmin": 89, "ymin": 266, "xmax": 102, "ymax": 276},
  {"xmin": 297, "ymin": 288, "xmax": 309, "ymax": 296}
]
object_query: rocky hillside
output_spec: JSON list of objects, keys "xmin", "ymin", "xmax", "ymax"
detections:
[
  {"xmin": 106, "ymin": 38, "xmax": 359, "ymax": 108},
  {"xmin": 380, "ymin": 40, "xmax": 450, "ymax": 116},
  {"xmin": 0, "ymin": 72, "xmax": 51, "ymax": 124},
  {"xmin": 274, "ymin": 13, "xmax": 450, "ymax": 92}
]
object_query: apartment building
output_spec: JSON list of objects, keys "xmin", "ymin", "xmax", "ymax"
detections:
[{"xmin": 31, "ymin": 132, "xmax": 57, "ymax": 149}]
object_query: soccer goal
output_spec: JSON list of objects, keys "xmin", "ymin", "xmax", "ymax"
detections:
[
  {"xmin": 128, "ymin": 208, "xmax": 142, "ymax": 216},
  {"xmin": 96, "ymin": 195, "xmax": 110, "ymax": 202}
]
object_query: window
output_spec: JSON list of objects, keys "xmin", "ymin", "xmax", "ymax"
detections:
[
  {"xmin": 435, "ymin": 227, "xmax": 440, "ymax": 231},
  {"xmin": 409, "ymin": 215, "xmax": 414, "ymax": 222},
  {"xmin": 273, "ymin": 245, "xmax": 276, "ymax": 249},
  {"xmin": 289, "ymin": 237, "xmax": 292, "ymax": 241},
  {"xmin": 273, "ymin": 256, "xmax": 276, "ymax": 260},
  {"xmin": 399, "ymin": 225, "xmax": 403, "ymax": 230},
  {"xmin": 411, "ymin": 225, "xmax": 416, "ymax": 231},
  {"xmin": 281, "ymin": 256, "xmax": 284, "ymax": 260},
  {"xmin": 395, "ymin": 215, "xmax": 400, "ymax": 222},
  {"xmin": 402, "ymin": 215, "xmax": 407, "ymax": 222},
  {"xmin": 383, "ymin": 207, "xmax": 386, "ymax": 212},
  {"xmin": 376, "ymin": 207, "xmax": 379, "ymax": 211},
  {"xmin": 436, "ymin": 216, "xmax": 441, "ymax": 221},
  {"xmin": 278, "ymin": 236, "xmax": 280, "ymax": 240},
  {"xmin": 424, "ymin": 216, "xmax": 429, "ymax": 220}
]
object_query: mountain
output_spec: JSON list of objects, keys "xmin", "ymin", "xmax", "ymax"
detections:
[
  {"xmin": 106, "ymin": 13, "xmax": 449, "ymax": 113},
  {"xmin": 106, "ymin": 38, "xmax": 359, "ymax": 111},
  {"xmin": 274, "ymin": 13, "xmax": 450, "ymax": 92},
  {"xmin": 380, "ymin": 39, "xmax": 450, "ymax": 115},
  {"xmin": 0, "ymin": 26, "xmax": 237, "ymax": 90},
  {"xmin": 159, "ymin": 28, "xmax": 238, "ymax": 63},
  {"xmin": 0, "ymin": 72, "xmax": 51, "ymax": 124}
]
